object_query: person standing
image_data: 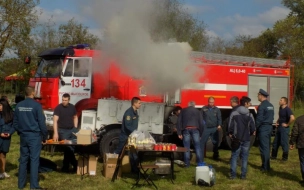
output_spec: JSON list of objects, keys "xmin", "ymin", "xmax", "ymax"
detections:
[
  {"xmin": 200, "ymin": 97, "xmax": 222, "ymax": 161},
  {"xmin": 256, "ymin": 89, "xmax": 274, "ymax": 172},
  {"xmin": 53, "ymin": 93, "xmax": 78, "ymax": 173},
  {"xmin": 228, "ymin": 97, "xmax": 255, "ymax": 179},
  {"xmin": 177, "ymin": 101, "xmax": 204, "ymax": 167},
  {"xmin": 114, "ymin": 97, "xmax": 141, "ymax": 173},
  {"xmin": 0, "ymin": 98, "xmax": 15, "ymax": 179},
  {"xmin": 271, "ymin": 97, "xmax": 294, "ymax": 161},
  {"xmin": 13, "ymin": 86, "xmax": 48, "ymax": 189},
  {"xmin": 289, "ymin": 115, "xmax": 304, "ymax": 185}
]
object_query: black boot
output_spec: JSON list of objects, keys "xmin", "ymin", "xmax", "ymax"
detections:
[{"xmin": 282, "ymin": 152, "xmax": 288, "ymax": 161}]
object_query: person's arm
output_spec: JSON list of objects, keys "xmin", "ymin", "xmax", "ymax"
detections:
[
  {"xmin": 177, "ymin": 110, "xmax": 183, "ymax": 139},
  {"xmin": 73, "ymin": 115, "xmax": 78, "ymax": 128},
  {"xmin": 289, "ymin": 118, "xmax": 299, "ymax": 149},
  {"xmin": 283, "ymin": 108, "xmax": 295, "ymax": 127},
  {"xmin": 53, "ymin": 115, "xmax": 59, "ymax": 142},
  {"xmin": 255, "ymin": 105, "xmax": 264, "ymax": 129},
  {"xmin": 249, "ymin": 116, "xmax": 256, "ymax": 135},
  {"xmin": 73, "ymin": 106, "xmax": 78, "ymax": 128},
  {"xmin": 198, "ymin": 111, "xmax": 204, "ymax": 137},
  {"xmin": 37, "ymin": 105, "xmax": 48, "ymax": 141},
  {"xmin": 217, "ymin": 108, "xmax": 222, "ymax": 130},
  {"xmin": 228, "ymin": 116, "xmax": 235, "ymax": 137},
  {"xmin": 13, "ymin": 109, "xmax": 19, "ymax": 133},
  {"xmin": 8, "ymin": 121, "xmax": 16, "ymax": 136}
]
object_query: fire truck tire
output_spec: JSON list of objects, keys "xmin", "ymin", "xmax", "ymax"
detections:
[{"xmin": 99, "ymin": 129, "xmax": 121, "ymax": 156}]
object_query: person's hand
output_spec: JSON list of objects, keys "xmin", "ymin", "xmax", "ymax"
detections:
[
  {"xmin": 253, "ymin": 131, "xmax": 256, "ymax": 136},
  {"xmin": 275, "ymin": 122, "xmax": 278, "ymax": 128},
  {"xmin": 217, "ymin": 126, "xmax": 221, "ymax": 131},
  {"xmin": 290, "ymin": 145, "xmax": 295, "ymax": 150},
  {"xmin": 53, "ymin": 133, "xmax": 59, "ymax": 142},
  {"xmin": 229, "ymin": 134, "xmax": 232, "ymax": 138},
  {"xmin": 282, "ymin": 123, "xmax": 288, "ymax": 127},
  {"xmin": 0, "ymin": 133, "xmax": 9, "ymax": 138},
  {"xmin": 178, "ymin": 135, "xmax": 183, "ymax": 140}
]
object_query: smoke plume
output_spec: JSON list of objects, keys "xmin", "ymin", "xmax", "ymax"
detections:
[{"xmin": 88, "ymin": 0, "xmax": 195, "ymax": 93}]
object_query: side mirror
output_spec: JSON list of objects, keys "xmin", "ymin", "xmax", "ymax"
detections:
[{"xmin": 24, "ymin": 56, "xmax": 31, "ymax": 64}]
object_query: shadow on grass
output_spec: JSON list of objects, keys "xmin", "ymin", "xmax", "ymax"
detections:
[
  {"xmin": 247, "ymin": 162, "xmax": 302, "ymax": 183},
  {"xmin": 6, "ymin": 161, "xmax": 18, "ymax": 172}
]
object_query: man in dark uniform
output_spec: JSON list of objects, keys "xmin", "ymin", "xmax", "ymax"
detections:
[
  {"xmin": 200, "ymin": 97, "xmax": 222, "ymax": 161},
  {"xmin": 114, "ymin": 97, "xmax": 141, "ymax": 173},
  {"xmin": 256, "ymin": 89, "xmax": 274, "ymax": 172},
  {"xmin": 271, "ymin": 97, "xmax": 294, "ymax": 161},
  {"xmin": 13, "ymin": 86, "xmax": 48, "ymax": 190},
  {"xmin": 53, "ymin": 93, "xmax": 78, "ymax": 173}
]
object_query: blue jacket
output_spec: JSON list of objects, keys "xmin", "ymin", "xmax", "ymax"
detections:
[
  {"xmin": 121, "ymin": 106, "xmax": 139, "ymax": 136},
  {"xmin": 201, "ymin": 106, "xmax": 222, "ymax": 128},
  {"xmin": 177, "ymin": 106, "xmax": 204, "ymax": 137},
  {"xmin": 256, "ymin": 100, "xmax": 274, "ymax": 128},
  {"xmin": 13, "ymin": 98, "xmax": 48, "ymax": 141},
  {"xmin": 228, "ymin": 106, "xmax": 255, "ymax": 141},
  {"xmin": 0, "ymin": 116, "xmax": 15, "ymax": 153}
]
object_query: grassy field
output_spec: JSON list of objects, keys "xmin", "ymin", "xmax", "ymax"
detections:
[{"xmin": 1, "ymin": 107, "xmax": 304, "ymax": 190}]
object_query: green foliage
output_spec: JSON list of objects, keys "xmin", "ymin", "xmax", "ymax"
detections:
[
  {"xmin": 0, "ymin": 0, "xmax": 40, "ymax": 58},
  {"xmin": 151, "ymin": 0, "xmax": 208, "ymax": 51}
]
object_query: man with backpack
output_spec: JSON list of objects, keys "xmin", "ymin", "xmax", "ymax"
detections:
[{"xmin": 228, "ymin": 96, "xmax": 256, "ymax": 179}]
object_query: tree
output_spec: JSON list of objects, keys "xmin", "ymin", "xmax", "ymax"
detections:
[
  {"xmin": 282, "ymin": 0, "xmax": 304, "ymax": 24},
  {"xmin": 150, "ymin": 0, "xmax": 208, "ymax": 51},
  {"xmin": 57, "ymin": 18, "xmax": 100, "ymax": 48},
  {"xmin": 272, "ymin": 16, "xmax": 304, "ymax": 101},
  {"xmin": 0, "ymin": 0, "xmax": 40, "ymax": 58}
]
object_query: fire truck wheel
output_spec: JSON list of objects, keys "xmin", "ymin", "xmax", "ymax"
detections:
[{"xmin": 99, "ymin": 129, "xmax": 121, "ymax": 156}]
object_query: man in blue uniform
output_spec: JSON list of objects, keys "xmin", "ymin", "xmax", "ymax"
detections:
[
  {"xmin": 200, "ymin": 97, "xmax": 222, "ymax": 161},
  {"xmin": 13, "ymin": 86, "xmax": 48, "ymax": 190},
  {"xmin": 271, "ymin": 97, "xmax": 294, "ymax": 161},
  {"xmin": 114, "ymin": 97, "xmax": 141, "ymax": 173},
  {"xmin": 256, "ymin": 89, "xmax": 274, "ymax": 172}
]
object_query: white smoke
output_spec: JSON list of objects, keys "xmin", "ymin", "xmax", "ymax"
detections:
[{"xmin": 88, "ymin": 0, "xmax": 195, "ymax": 93}]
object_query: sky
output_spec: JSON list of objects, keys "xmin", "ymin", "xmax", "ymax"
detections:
[{"xmin": 38, "ymin": 0, "xmax": 290, "ymax": 40}]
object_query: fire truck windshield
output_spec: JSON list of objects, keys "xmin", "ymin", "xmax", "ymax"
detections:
[{"xmin": 35, "ymin": 58, "xmax": 62, "ymax": 78}]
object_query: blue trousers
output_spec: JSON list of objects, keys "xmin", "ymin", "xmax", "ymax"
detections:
[
  {"xmin": 114, "ymin": 133, "xmax": 138, "ymax": 173},
  {"xmin": 58, "ymin": 128, "xmax": 78, "ymax": 170},
  {"xmin": 258, "ymin": 125, "xmax": 272, "ymax": 171},
  {"xmin": 230, "ymin": 141, "xmax": 250, "ymax": 178},
  {"xmin": 183, "ymin": 128, "xmax": 202, "ymax": 167},
  {"xmin": 200, "ymin": 127, "xmax": 219, "ymax": 161},
  {"xmin": 271, "ymin": 126, "xmax": 290, "ymax": 158},
  {"xmin": 18, "ymin": 133, "xmax": 42, "ymax": 189}
]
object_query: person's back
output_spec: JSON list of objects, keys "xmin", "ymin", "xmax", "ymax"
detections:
[
  {"xmin": 230, "ymin": 106, "xmax": 255, "ymax": 141},
  {"xmin": 13, "ymin": 86, "xmax": 47, "ymax": 189},
  {"xmin": 14, "ymin": 98, "xmax": 47, "ymax": 136}
]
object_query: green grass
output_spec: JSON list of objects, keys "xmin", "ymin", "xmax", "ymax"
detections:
[{"xmin": 2, "ymin": 107, "xmax": 304, "ymax": 190}]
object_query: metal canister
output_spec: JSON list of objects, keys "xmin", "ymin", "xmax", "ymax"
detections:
[{"xmin": 162, "ymin": 144, "xmax": 167, "ymax": 151}]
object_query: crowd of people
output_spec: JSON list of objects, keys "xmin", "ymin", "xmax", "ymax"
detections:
[
  {"xmin": 1, "ymin": 87, "xmax": 304, "ymax": 189},
  {"xmin": 174, "ymin": 88, "xmax": 303, "ymax": 184}
]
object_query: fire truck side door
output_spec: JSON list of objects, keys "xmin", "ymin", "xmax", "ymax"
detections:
[{"xmin": 59, "ymin": 57, "xmax": 92, "ymax": 104}]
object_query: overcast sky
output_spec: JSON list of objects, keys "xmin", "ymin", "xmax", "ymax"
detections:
[{"xmin": 38, "ymin": 0, "xmax": 290, "ymax": 40}]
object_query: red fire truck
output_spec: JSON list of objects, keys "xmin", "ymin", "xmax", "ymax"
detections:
[{"xmin": 26, "ymin": 44, "xmax": 293, "ymax": 154}]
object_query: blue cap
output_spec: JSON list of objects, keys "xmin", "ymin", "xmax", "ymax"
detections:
[{"xmin": 259, "ymin": 89, "xmax": 269, "ymax": 97}]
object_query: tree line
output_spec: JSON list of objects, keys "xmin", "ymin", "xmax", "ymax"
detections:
[{"xmin": 0, "ymin": 0, "xmax": 303, "ymax": 102}]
